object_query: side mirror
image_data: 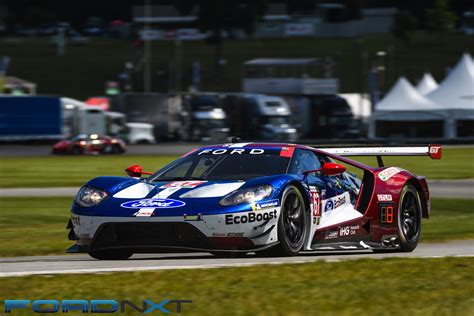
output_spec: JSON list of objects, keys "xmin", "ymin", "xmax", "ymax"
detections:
[
  {"xmin": 322, "ymin": 162, "xmax": 346, "ymax": 176},
  {"xmin": 125, "ymin": 164, "xmax": 153, "ymax": 178}
]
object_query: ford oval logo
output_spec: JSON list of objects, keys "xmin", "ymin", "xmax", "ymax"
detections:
[
  {"xmin": 120, "ymin": 198, "xmax": 186, "ymax": 209},
  {"xmin": 324, "ymin": 199, "xmax": 334, "ymax": 212}
]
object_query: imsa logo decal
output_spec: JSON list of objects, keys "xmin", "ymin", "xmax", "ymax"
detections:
[{"xmin": 121, "ymin": 198, "xmax": 186, "ymax": 209}]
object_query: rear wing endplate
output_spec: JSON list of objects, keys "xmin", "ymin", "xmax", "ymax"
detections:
[{"xmin": 321, "ymin": 144, "xmax": 441, "ymax": 167}]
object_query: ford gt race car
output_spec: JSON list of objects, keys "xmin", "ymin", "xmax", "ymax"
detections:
[{"xmin": 67, "ymin": 143, "xmax": 441, "ymax": 260}]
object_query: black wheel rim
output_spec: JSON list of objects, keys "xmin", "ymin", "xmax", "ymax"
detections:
[
  {"xmin": 400, "ymin": 191, "xmax": 420, "ymax": 241},
  {"xmin": 283, "ymin": 192, "xmax": 305, "ymax": 247}
]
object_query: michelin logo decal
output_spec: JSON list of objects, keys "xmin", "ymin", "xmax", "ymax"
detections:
[
  {"xmin": 252, "ymin": 199, "xmax": 279, "ymax": 211},
  {"xmin": 121, "ymin": 198, "xmax": 186, "ymax": 209}
]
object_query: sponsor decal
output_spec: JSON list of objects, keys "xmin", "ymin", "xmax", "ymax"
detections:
[
  {"xmin": 183, "ymin": 213, "xmax": 203, "ymax": 221},
  {"xmin": 339, "ymin": 225, "xmax": 360, "ymax": 236},
  {"xmin": 324, "ymin": 194, "xmax": 347, "ymax": 212},
  {"xmin": 160, "ymin": 181, "xmax": 207, "ymax": 189},
  {"xmin": 252, "ymin": 199, "xmax": 279, "ymax": 211},
  {"xmin": 121, "ymin": 198, "xmax": 185, "ymax": 209},
  {"xmin": 133, "ymin": 209, "xmax": 154, "ymax": 217},
  {"xmin": 378, "ymin": 167, "xmax": 403, "ymax": 181},
  {"xmin": 197, "ymin": 148, "xmax": 265, "ymax": 155},
  {"xmin": 227, "ymin": 232, "xmax": 244, "ymax": 237},
  {"xmin": 71, "ymin": 215, "xmax": 81, "ymax": 226},
  {"xmin": 225, "ymin": 210, "xmax": 277, "ymax": 225},
  {"xmin": 377, "ymin": 194, "xmax": 393, "ymax": 201},
  {"xmin": 325, "ymin": 230, "xmax": 338, "ymax": 239},
  {"xmin": 279, "ymin": 147, "xmax": 295, "ymax": 158},
  {"xmin": 429, "ymin": 145, "xmax": 442, "ymax": 159}
]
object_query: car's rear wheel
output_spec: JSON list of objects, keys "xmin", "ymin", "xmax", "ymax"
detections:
[
  {"xmin": 111, "ymin": 145, "xmax": 123, "ymax": 154},
  {"xmin": 258, "ymin": 185, "xmax": 307, "ymax": 257},
  {"xmin": 72, "ymin": 146, "xmax": 82, "ymax": 155},
  {"xmin": 397, "ymin": 184, "xmax": 422, "ymax": 252},
  {"xmin": 88, "ymin": 249, "xmax": 133, "ymax": 260}
]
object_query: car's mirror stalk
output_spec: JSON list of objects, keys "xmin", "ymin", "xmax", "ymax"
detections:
[{"xmin": 125, "ymin": 164, "xmax": 152, "ymax": 178}]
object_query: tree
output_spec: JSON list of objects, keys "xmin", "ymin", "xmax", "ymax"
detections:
[
  {"xmin": 425, "ymin": 0, "xmax": 457, "ymax": 32},
  {"xmin": 175, "ymin": 0, "xmax": 267, "ymax": 74},
  {"xmin": 392, "ymin": 11, "xmax": 418, "ymax": 43}
]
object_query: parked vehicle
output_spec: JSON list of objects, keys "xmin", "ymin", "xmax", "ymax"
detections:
[
  {"xmin": 126, "ymin": 122, "xmax": 156, "ymax": 144},
  {"xmin": 114, "ymin": 93, "xmax": 228, "ymax": 141},
  {"xmin": 0, "ymin": 95, "xmax": 136, "ymax": 142},
  {"xmin": 222, "ymin": 94, "xmax": 298, "ymax": 142},
  {"xmin": 52, "ymin": 134, "xmax": 126, "ymax": 155},
  {"xmin": 0, "ymin": 96, "xmax": 63, "ymax": 141},
  {"xmin": 285, "ymin": 94, "xmax": 360, "ymax": 139}
]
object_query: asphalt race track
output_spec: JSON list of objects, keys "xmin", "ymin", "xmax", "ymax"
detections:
[
  {"xmin": 1, "ymin": 179, "xmax": 472, "ymax": 198},
  {"xmin": 0, "ymin": 241, "xmax": 472, "ymax": 278}
]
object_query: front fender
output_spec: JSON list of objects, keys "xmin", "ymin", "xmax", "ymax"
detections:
[{"xmin": 84, "ymin": 176, "xmax": 141, "ymax": 194}]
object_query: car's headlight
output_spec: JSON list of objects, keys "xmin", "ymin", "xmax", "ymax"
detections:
[
  {"xmin": 75, "ymin": 186, "xmax": 108, "ymax": 207},
  {"xmin": 219, "ymin": 185, "xmax": 272, "ymax": 206}
]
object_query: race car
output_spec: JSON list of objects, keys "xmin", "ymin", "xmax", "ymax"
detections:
[
  {"xmin": 66, "ymin": 143, "xmax": 441, "ymax": 260},
  {"xmin": 52, "ymin": 134, "xmax": 126, "ymax": 155}
]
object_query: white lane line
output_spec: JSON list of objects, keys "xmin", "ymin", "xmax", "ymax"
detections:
[{"xmin": 1, "ymin": 254, "xmax": 472, "ymax": 278}]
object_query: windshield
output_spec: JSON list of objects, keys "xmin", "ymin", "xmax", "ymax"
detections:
[
  {"xmin": 196, "ymin": 119, "xmax": 227, "ymax": 129},
  {"xmin": 149, "ymin": 148, "xmax": 290, "ymax": 181},
  {"xmin": 260, "ymin": 116, "xmax": 290, "ymax": 125}
]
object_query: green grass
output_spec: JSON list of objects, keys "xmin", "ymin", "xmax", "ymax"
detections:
[
  {"xmin": 0, "ymin": 155, "xmax": 177, "ymax": 188},
  {"xmin": 0, "ymin": 147, "xmax": 472, "ymax": 188},
  {"xmin": 0, "ymin": 197, "xmax": 472, "ymax": 257},
  {"xmin": 1, "ymin": 257, "xmax": 473, "ymax": 315},
  {"xmin": 3, "ymin": 33, "xmax": 474, "ymax": 99}
]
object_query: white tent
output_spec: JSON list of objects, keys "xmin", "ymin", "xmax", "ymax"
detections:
[
  {"xmin": 416, "ymin": 73, "xmax": 438, "ymax": 95},
  {"xmin": 427, "ymin": 53, "xmax": 474, "ymax": 110},
  {"xmin": 369, "ymin": 77, "xmax": 449, "ymax": 138},
  {"xmin": 426, "ymin": 53, "xmax": 474, "ymax": 137},
  {"xmin": 375, "ymin": 77, "xmax": 445, "ymax": 113}
]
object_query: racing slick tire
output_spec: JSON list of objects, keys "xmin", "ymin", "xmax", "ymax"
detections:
[
  {"xmin": 72, "ymin": 146, "xmax": 83, "ymax": 155},
  {"xmin": 397, "ymin": 184, "xmax": 422, "ymax": 252},
  {"xmin": 258, "ymin": 185, "xmax": 308, "ymax": 257},
  {"xmin": 111, "ymin": 145, "xmax": 124, "ymax": 154},
  {"xmin": 88, "ymin": 250, "xmax": 133, "ymax": 260}
]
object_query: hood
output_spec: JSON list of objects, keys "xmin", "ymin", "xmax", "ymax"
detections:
[{"xmin": 73, "ymin": 175, "xmax": 297, "ymax": 217}]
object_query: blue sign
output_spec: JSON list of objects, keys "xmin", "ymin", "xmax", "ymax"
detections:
[{"xmin": 120, "ymin": 198, "xmax": 186, "ymax": 209}]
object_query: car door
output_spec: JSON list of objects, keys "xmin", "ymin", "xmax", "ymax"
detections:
[{"xmin": 288, "ymin": 148, "xmax": 327, "ymax": 224}]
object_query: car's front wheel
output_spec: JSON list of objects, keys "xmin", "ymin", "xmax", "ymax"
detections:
[
  {"xmin": 88, "ymin": 249, "xmax": 133, "ymax": 260},
  {"xmin": 258, "ymin": 185, "xmax": 307, "ymax": 257}
]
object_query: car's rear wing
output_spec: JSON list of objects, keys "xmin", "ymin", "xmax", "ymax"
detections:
[{"xmin": 320, "ymin": 144, "xmax": 441, "ymax": 167}]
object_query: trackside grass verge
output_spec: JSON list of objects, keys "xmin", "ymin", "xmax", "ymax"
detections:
[
  {"xmin": 0, "ymin": 147, "xmax": 473, "ymax": 188},
  {"xmin": 0, "ymin": 155, "xmax": 177, "ymax": 188},
  {"xmin": 1, "ymin": 257, "xmax": 473, "ymax": 315},
  {"xmin": 0, "ymin": 197, "xmax": 472, "ymax": 257}
]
